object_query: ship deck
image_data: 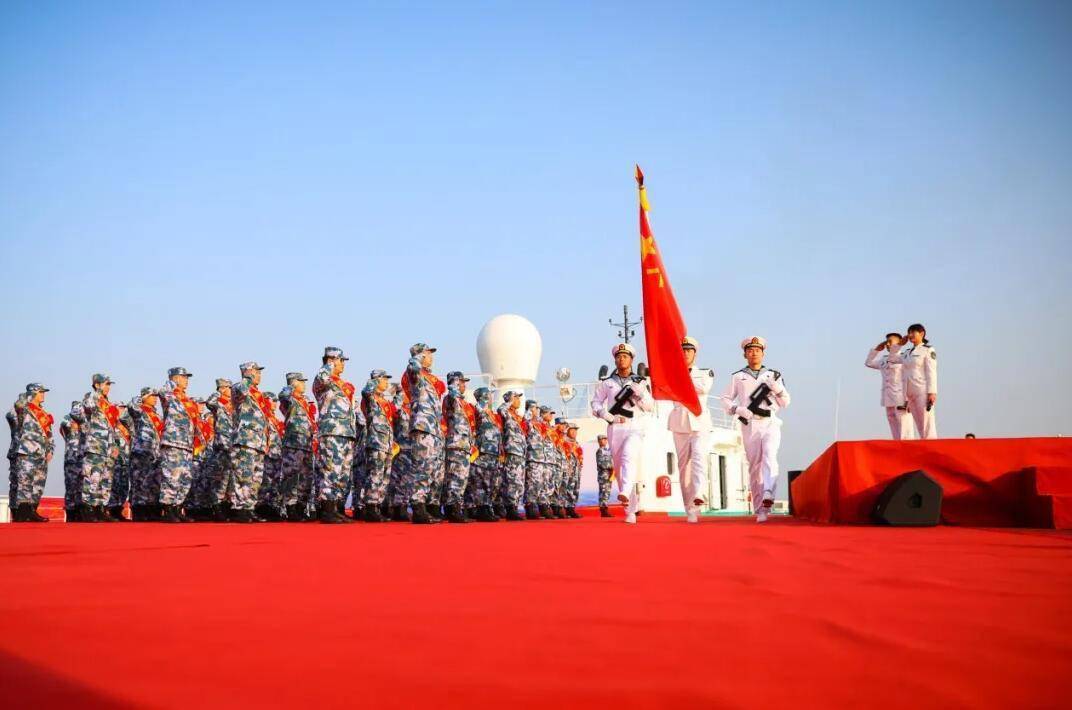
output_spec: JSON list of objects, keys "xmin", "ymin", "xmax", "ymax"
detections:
[{"xmin": 2, "ymin": 512, "xmax": 1071, "ymax": 708}]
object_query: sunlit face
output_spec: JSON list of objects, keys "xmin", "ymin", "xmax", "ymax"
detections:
[
  {"xmin": 598, "ymin": 437, "xmax": 607, "ymax": 447},
  {"xmin": 291, "ymin": 380, "xmax": 306, "ymax": 396},
  {"xmin": 171, "ymin": 374, "xmax": 189, "ymax": 391},
  {"xmin": 542, "ymin": 411, "xmax": 554, "ymax": 424},
  {"xmin": 32, "ymin": 391, "xmax": 45, "ymax": 406},
  {"xmin": 245, "ymin": 369, "xmax": 262, "ymax": 386},
  {"xmin": 219, "ymin": 386, "xmax": 232, "ymax": 399},
  {"xmin": 420, "ymin": 350, "xmax": 434, "ymax": 369},
  {"xmin": 100, "ymin": 381, "xmax": 112, "ymax": 397},
  {"xmin": 567, "ymin": 429, "xmax": 577, "ymax": 440},
  {"xmin": 744, "ymin": 346, "xmax": 764, "ymax": 369},
  {"xmin": 886, "ymin": 334, "xmax": 903, "ymax": 348},
  {"xmin": 454, "ymin": 379, "xmax": 467, "ymax": 394},
  {"xmin": 614, "ymin": 352, "xmax": 633, "ymax": 371},
  {"xmin": 374, "ymin": 377, "xmax": 388, "ymax": 394},
  {"xmin": 329, "ymin": 357, "xmax": 345, "ymax": 376},
  {"xmin": 143, "ymin": 394, "xmax": 158, "ymax": 408},
  {"xmin": 907, "ymin": 329, "xmax": 925, "ymax": 345},
  {"xmin": 683, "ymin": 348, "xmax": 696, "ymax": 367}
]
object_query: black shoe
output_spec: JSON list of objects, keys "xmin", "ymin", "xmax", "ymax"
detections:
[
  {"xmin": 568, "ymin": 507, "xmax": 581, "ymax": 519},
  {"xmin": 11, "ymin": 503, "xmax": 29, "ymax": 522},
  {"xmin": 380, "ymin": 501, "xmax": 391, "ymax": 518},
  {"xmin": 351, "ymin": 505, "xmax": 364, "ymax": 520},
  {"xmin": 600, "ymin": 504, "xmax": 612, "ymax": 518},
  {"xmin": 107, "ymin": 506, "xmax": 127, "ymax": 522},
  {"xmin": 390, "ymin": 504, "xmax": 409, "ymax": 522},
  {"xmin": 364, "ymin": 505, "xmax": 384, "ymax": 523},
  {"xmin": 445, "ymin": 504, "xmax": 468, "ymax": 523},
  {"xmin": 426, "ymin": 503, "xmax": 443, "ymax": 522},
  {"xmin": 162, "ymin": 505, "xmax": 181, "ymax": 523},
  {"xmin": 493, "ymin": 503, "xmax": 506, "ymax": 519},
  {"xmin": 410, "ymin": 503, "xmax": 438, "ymax": 524},
  {"xmin": 318, "ymin": 500, "xmax": 342, "ymax": 524},
  {"xmin": 554, "ymin": 505, "xmax": 567, "ymax": 519},
  {"xmin": 211, "ymin": 504, "xmax": 229, "ymax": 522},
  {"xmin": 66, "ymin": 507, "xmax": 82, "ymax": 523},
  {"xmin": 539, "ymin": 504, "xmax": 554, "ymax": 519},
  {"xmin": 231, "ymin": 509, "xmax": 253, "ymax": 524},
  {"xmin": 98, "ymin": 506, "xmax": 118, "ymax": 522},
  {"xmin": 524, "ymin": 503, "xmax": 540, "ymax": 520},
  {"xmin": 505, "ymin": 507, "xmax": 523, "ymax": 521}
]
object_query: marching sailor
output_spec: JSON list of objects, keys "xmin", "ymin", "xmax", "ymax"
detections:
[
  {"xmin": 886, "ymin": 323, "xmax": 938, "ymax": 440},
  {"xmin": 720, "ymin": 337, "xmax": 790, "ymax": 523},
  {"xmin": 667, "ymin": 336, "xmax": 714, "ymax": 523},
  {"xmin": 865, "ymin": 333, "xmax": 913, "ymax": 440},
  {"xmin": 591, "ymin": 342, "xmax": 654, "ymax": 524}
]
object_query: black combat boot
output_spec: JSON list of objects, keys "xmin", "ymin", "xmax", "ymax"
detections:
[
  {"xmin": 351, "ymin": 504, "xmax": 364, "ymax": 521},
  {"xmin": 161, "ymin": 505, "xmax": 180, "ymax": 523},
  {"xmin": 505, "ymin": 506, "xmax": 523, "ymax": 521},
  {"xmin": 410, "ymin": 503, "xmax": 438, "ymax": 524},
  {"xmin": 66, "ymin": 507, "xmax": 81, "ymax": 523},
  {"xmin": 28, "ymin": 505, "xmax": 49, "ymax": 522},
  {"xmin": 390, "ymin": 504, "xmax": 409, "ymax": 522},
  {"xmin": 445, "ymin": 504, "xmax": 467, "ymax": 523},
  {"xmin": 98, "ymin": 505, "xmax": 118, "ymax": 522},
  {"xmin": 231, "ymin": 508, "xmax": 253, "ymax": 523},
  {"xmin": 108, "ymin": 506, "xmax": 128, "ymax": 522},
  {"xmin": 490, "ymin": 502, "xmax": 504, "ymax": 520},
  {"xmin": 426, "ymin": 503, "xmax": 442, "ymax": 522},
  {"xmin": 364, "ymin": 505, "xmax": 384, "ymax": 523},
  {"xmin": 380, "ymin": 501, "xmax": 391, "ymax": 519},
  {"xmin": 524, "ymin": 503, "xmax": 540, "ymax": 520},
  {"xmin": 211, "ymin": 504, "xmax": 229, "ymax": 522},
  {"xmin": 10, "ymin": 504, "xmax": 28, "ymax": 522},
  {"xmin": 318, "ymin": 500, "xmax": 341, "ymax": 524},
  {"xmin": 570, "ymin": 507, "xmax": 582, "ymax": 518},
  {"xmin": 600, "ymin": 504, "xmax": 612, "ymax": 518}
]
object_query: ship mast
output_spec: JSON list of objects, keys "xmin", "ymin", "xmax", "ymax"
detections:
[{"xmin": 608, "ymin": 304, "xmax": 642, "ymax": 344}]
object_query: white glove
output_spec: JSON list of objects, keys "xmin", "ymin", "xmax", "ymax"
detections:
[
  {"xmin": 734, "ymin": 405, "xmax": 753, "ymax": 421},
  {"xmin": 763, "ymin": 371, "xmax": 784, "ymax": 394}
]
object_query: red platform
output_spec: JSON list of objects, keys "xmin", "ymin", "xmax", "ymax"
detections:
[{"xmin": 792, "ymin": 437, "xmax": 1072, "ymax": 526}]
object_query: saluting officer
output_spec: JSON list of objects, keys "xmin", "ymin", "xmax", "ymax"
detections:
[
  {"xmin": 591, "ymin": 342, "xmax": 654, "ymax": 524},
  {"xmin": 10, "ymin": 383, "xmax": 53, "ymax": 522},
  {"xmin": 313, "ymin": 347, "xmax": 358, "ymax": 524},
  {"xmin": 442, "ymin": 371, "xmax": 475, "ymax": 523},
  {"xmin": 865, "ymin": 333, "xmax": 913, "ymax": 440},
  {"xmin": 720, "ymin": 337, "xmax": 791, "ymax": 523},
  {"xmin": 360, "ymin": 369, "xmax": 395, "ymax": 522},
  {"xmin": 887, "ymin": 323, "xmax": 938, "ymax": 439},
  {"xmin": 668, "ymin": 336, "xmax": 715, "ymax": 523},
  {"xmin": 279, "ymin": 372, "xmax": 317, "ymax": 522}
]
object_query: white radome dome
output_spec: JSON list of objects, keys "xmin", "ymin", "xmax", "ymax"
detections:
[{"xmin": 476, "ymin": 314, "xmax": 542, "ymax": 389}]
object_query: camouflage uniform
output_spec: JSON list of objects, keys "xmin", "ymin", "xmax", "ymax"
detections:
[
  {"xmin": 388, "ymin": 392, "xmax": 412, "ymax": 507},
  {"xmin": 596, "ymin": 442, "xmax": 613, "ymax": 506},
  {"xmin": 257, "ymin": 392, "xmax": 284, "ymax": 512},
  {"xmin": 77, "ymin": 378, "xmax": 119, "ymax": 507},
  {"xmin": 6, "ymin": 403, "xmax": 19, "ymax": 508},
  {"xmin": 523, "ymin": 410, "xmax": 551, "ymax": 508},
  {"xmin": 128, "ymin": 391, "xmax": 163, "ymax": 506},
  {"xmin": 550, "ymin": 426, "xmax": 568, "ymax": 507},
  {"xmin": 312, "ymin": 351, "xmax": 358, "ymax": 505},
  {"xmin": 230, "ymin": 364, "xmax": 269, "ymax": 511},
  {"xmin": 403, "ymin": 349, "xmax": 445, "ymax": 506},
  {"xmin": 107, "ymin": 409, "xmax": 134, "ymax": 510},
  {"xmin": 442, "ymin": 374, "xmax": 474, "ymax": 508},
  {"xmin": 470, "ymin": 390, "xmax": 503, "ymax": 508},
  {"xmin": 11, "ymin": 386, "xmax": 53, "ymax": 506},
  {"xmin": 361, "ymin": 374, "xmax": 395, "ymax": 507},
  {"xmin": 59, "ymin": 405, "xmax": 84, "ymax": 511},
  {"xmin": 204, "ymin": 384, "xmax": 235, "ymax": 506},
  {"xmin": 498, "ymin": 400, "xmax": 527, "ymax": 511},
  {"xmin": 157, "ymin": 373, "xmax": 197, "ymax": 507},
  {"xmin": 278, "ymin": 379, "xmax": 317, "ymax": 510},
  {"xmin": 348, "ymin": 406, "xmax": 368, "ymax": 510}
]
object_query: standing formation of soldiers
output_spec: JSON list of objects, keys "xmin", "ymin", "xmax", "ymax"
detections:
[{"xmin": 6, "ymin": 344, "xmax": 586, "ymax": 524}]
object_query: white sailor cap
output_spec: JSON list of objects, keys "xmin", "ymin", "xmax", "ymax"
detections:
[
  {"xmin": 741, "ymin": 336, "xmax": 766, "ymax": 351},
  {"xmin": 611, "ymin": 342, "xmax": 636, "ymax": 358}
]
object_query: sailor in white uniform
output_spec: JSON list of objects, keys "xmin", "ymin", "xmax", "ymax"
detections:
[
  {"xmin": 667, "ymin": 336, "xmax": 714, "ymax": 523},
  {"xmin": 720, "ymin": 336, "xmax": 790, "ymax": 523},
  {"xmin": 591, "ymin": 342, "xmax": 654, "ymax": 524},
  {"xmin": 886, "ymin": 323, "xmax": 938, "ymax": 440},
  {"xmin": 865, "ymin": 332, "xmax": 913, "ymax": 440}
]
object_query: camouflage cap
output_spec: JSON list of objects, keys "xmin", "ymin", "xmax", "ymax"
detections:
[
  {"xmin": 474, "ymin": 387, "xmax": 490, "ymax": 401},
  {"xmin": 239, "ymin": 361, "xmax": 265, "ymax": 372},
  {"xmin": 525, "ymin": 399, "xmax": 538, "ymax": 410},
  {"xmin": 139, "ymin": 387, "xmax": 158, "ymax": 398},
  {"xmin": 285, "ymin": 372, "xmax": 307, "ymax": 383},
  {"xmin": 447, "ymin": 371, "xmax": 469, "ymax": 383},
  {"xmin": 264, "ymin": 391, "xmax": 278, "ymax": 402},
  {"xmin": 25, "ymin": 383, "xmax": 49, "ymax": 394},
  {"xmin": 554, "ymin": 416, "xmax": 568, "ymax": 425},
  {"xmin": 215, "ymin": 378, "xmax": 232, "ymax": 389},
  {"xmin": 168, "ymin": 367, "xmax": 193, "ymax": 378},
  {"xmin": 369, "ymin": 369, "xmax": 391, "ymax": 380},
  {"xmin": 192, "ymin": 397, "xmax": 206, "ymax": 405},
  {"xmin": 92, "ymin": 373, "xmax": 114, "ymax": 386},
  {"xmin": 409, "ymin": 342, "xmax": 437, "ymax": 356},
  {"xmin": 567, "ymin": 422, "xmax": 579, "ymax": 431},
  {"xmin": 323, "ymin": 346, "xmax": 348, "ymax": 360},
  {"xmin": 540, "ymin": 405, "xmax": 554, "ymax": 414}
]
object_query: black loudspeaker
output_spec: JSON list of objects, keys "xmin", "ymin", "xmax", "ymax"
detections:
[
  {"xmin": 787, "ymin": 470, "xmax": 804, "ymax": 516},
  {"xmin": 871, "ymin": 470, "xmax": 943, "ymax": 526}
]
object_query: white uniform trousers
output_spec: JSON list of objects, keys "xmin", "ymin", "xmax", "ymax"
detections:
[
  {"xmin": 673, "ymin": 431, "xmax": 709, "ymax": 512},
  {"xmin": 906, "ymin": 393, "xmax": 937, "ymax": 440},
  {"xmin": 608, "ymin": 424, "xmax": 643, "ymax": 514},
  {"xmin": 742, "ymin": 418, "xmax": 781, "ymax": 511},
  {"xmin": 885, "ymin": 406, "xmax": 914, "ymax": 441}
]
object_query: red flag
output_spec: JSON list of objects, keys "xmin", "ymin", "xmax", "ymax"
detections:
[{"xmin": 636, "ymin": 165, "xmax": 702, "ymax": 415}]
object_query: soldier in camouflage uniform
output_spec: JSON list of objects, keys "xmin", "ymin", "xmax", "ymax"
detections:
[
  {"xmin": 230, "ymin": 361, "xmax": 270, "ymax": 523},
  {"xmin": 523, "ymin": 402, "xmax": 553, "ymax": 519},
  {"xmin": 76, "ymin": 374, "xmax": 120, "ymax": 522},
  {"xmin": 185, "ymin": 400, "xmax": 214, "ymax": 518},
  {"xmin": 279, "ymin": 373, "xmax": 317, "ymax": 522},
  {"xmin": 596, "ymin": 433, "xmax": 613, "ymax": 517},
  {"xmin": 441, "ymin": 371, "xmax": 474, "ymax": 523},
  {"xmin": 128, "ymin": 387, "xmax": 164, "ymax": 521},
  {"xmin": 496, "ymin": 392, "xmax": 527, "ymax": 521},
  {"xmin": 549, "ymin": 413, "xmax": 569, "ymax": 518},
  {"xmin": 255, "ymin": 391, "xmax": 285, "ymax": 521},
  {"xmin": 203, "ymin": 378, "xmax": 235, "ymax": 522},
  {"xmin": 9, "ymin": 384, "xmax": 53, "ymax": 522},
  {"xmin": 388, "ymin": 387, "xmax": 412, "ymax": 521},
  {"xmin": 312, "ymin": 347, "xmax": 357, "ymax": 524},
  {"xmin": 157, "ymin": 367, "xmax": 199, "ymax": 523},
  {"xmin": 347, "ymin": 402, "xmax": 368, "ymax": 520},
  {"xmin": 6, "ymin": 402, "xmax": 17, "ymax": 514},
  {"xmin": 59, "ymin": 401, "xmax": 84, "ymax": 521},
  {"xmin": 106, "ymin": 405, "xmax": 134, "ymax": 521},
  {"xmin": 403, "ymin": 343, "xmax": 445, "ymax": 525},
  {"xmin": 468, "ymin": 387, "xmax": 503, "ymax": 523},
  {"xmin": 359, "ymin": 369, "xmax": 395, "ymax": 522},
  {"xmin": 564, "ymin": 423, "xmax": 583, "ymax": 518}
]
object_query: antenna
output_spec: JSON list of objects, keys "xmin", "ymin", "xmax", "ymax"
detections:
[{"xmin": 608, "ymin": 304, "xmax": 642, "ymax": 344}]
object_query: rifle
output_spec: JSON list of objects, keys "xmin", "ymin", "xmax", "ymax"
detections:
[
  {"xmin": 739, "ymin": 383, "xmax": 773, "ymax": 425},
  {"xmin": 609, "ymin": 384, "xmax": 636, "ymax": 419}
]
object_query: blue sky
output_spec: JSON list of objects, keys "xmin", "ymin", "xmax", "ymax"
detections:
[{"xmin": 3, "ymin": 1, "xmax": 1070, "ymax": 495}]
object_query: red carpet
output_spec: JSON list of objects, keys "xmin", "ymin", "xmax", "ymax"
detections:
[
  {"xmin": 792, "ymin": 437, "xmax": 1072, "ymax": 526},
  {"xmin": 3, "ymin": 517, "xmax": 1072, "ymax": 709}
]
